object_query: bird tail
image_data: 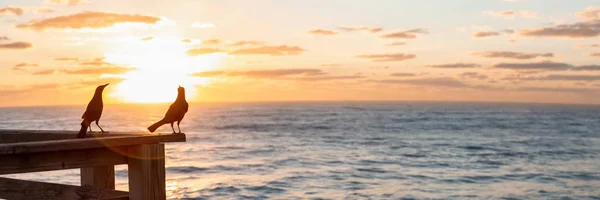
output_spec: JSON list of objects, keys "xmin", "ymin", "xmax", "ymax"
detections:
[
  {"xmin": 77, "ymin": 120, "xmax": 89, "ymax": 138},
  {"xmin": 148, "ymin": 119, "xmax": 166, "ymax": 133}
]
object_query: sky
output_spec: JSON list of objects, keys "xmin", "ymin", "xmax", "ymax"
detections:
[{"xmin": 0, "ymin": 0, "xmax": 599, "ymax": 107}]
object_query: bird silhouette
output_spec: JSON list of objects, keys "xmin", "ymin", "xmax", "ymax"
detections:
[
  {"xmin": 77, "ymin": 83, "xmax": 109, "ymax": 138},
  {"xmin": 148, "ymin": 86, "xmax": 189, "ymax": 134}
]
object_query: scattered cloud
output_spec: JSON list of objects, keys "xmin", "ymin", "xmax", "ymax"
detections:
[
  {"xmin": 186, "ymin": 48, "xmax": 224, "ymax": 56},
  {"xmin": 45, "ymin": 0, "xmax": 86, "ymax": 5},
  {"xmin": 460, "ymin": 72, "xmax": 488, "ymax": 80},
  {"xmin": 141, "ymin": 36, "xmax": 153, "ymax": 41},
  {"xmin": 202, "ymin": 39, "xmax": 221, "ymax": 45},
  {"xmin": 380, "ymin": 29, "xmax": 428, "ymax": 39},
  {"xmin": 12, "ymin": 63, "xmax": 39, "ymax": 71},
  {"xmin": 474, "ymin": 51, "xmax": 553, "ymax": 60},
  {"xmin": 517, "ymin": 74, "xmax": 600, "ymax": 82},
  {"xmin": 520, "ymin": 20, "xmax": 600, "ymax": 38},
  {"xmin": 37, "ymin": 8, "xmax": 54, "ymax": 13},
  {"xmin": 577, "ymin": 7, "xmax": 600, "ymax": 20},
  {"xmin": 193, "ymin": 68, "xmax": 363, "ymax": 81},
  {"xmin": 32, "ymin": 69, "xmax": 56, "ymax": 75},
  {"xmin": 373, "ymin": 77, "xmax": 471, "ymax": 88},
  {"xmin": 473, "ymin": 31, "xmax": 501, "ymax": 38},
  {"xmin": 181, "ymin": 39, "xmax": 191, "ymax": 43},
  {"xmin": 0, "ymin": 42, "xmax": 33, "ymax": 50},
  {"xmin": 483, "ymin": 10, "xmax": 539, "ymax": 19},
  {"xmin": 572, "ymin": 65, "xmax": 600, "ymax": 71},
  {"xmin": 61, "ymin": 66, "xmax": 134, "ymax": 75},
  {"xmin": 427, "ymin": 63, "xmax": 481, "ymax": 68},
  {"xmin": 321, "ymin": 64, "xmax": 342, "ymax": 67},
  {"xmin": 228, "ymin": 41, "xmax": 264, "ymax": 47},
  {"xmin": 17, "ymin": 12, "xmax": 161, "ymax": 30},
  {"xmin": 493, "ymin": 61, "xmax": 572, "ymax": 71},
  {"xmin": 54, "ymin": 57, "xmax": 79, "ymax": 61},
  {"xmin": 356, "ymin": 53, "xmax": 416, "ymax": 62},
  {"xmin": 0, "ymin": 7, "xmax": 24, "ymax": 15},
  {"xmin": 385, "ymin": 42, "xmax": 407, "ymax": 46},
  {"xmin": 390, "ymin": 73, "xmax": 416, "ymax": 77},
  {"xmin": 591, "ymin": 53, "xmax": 600, "ymax": 59},
  {"xmin": 338, "ymin": 26, "xmax": 383, "ymax": 33},
  {"xmin": 229, "ymin": 45, "xmax": 304, "ymax": 56},
  {"xmin": 190, "ymin": 22, "xmax": 214, "ymax": 29},
  {"xmin": 308, "ymin": 29, "xmax": 338, "ymax": 36},
  {"xmin": 293, "ymin": 74, "xmax": 364, "ymax": 81},
  {"xmin": 79, "ymin": 57, "xmax": 112, "ymax": 66},
  {"xmin": 0, "ymin": 36, "xmax": 9, "ymax": 40}
]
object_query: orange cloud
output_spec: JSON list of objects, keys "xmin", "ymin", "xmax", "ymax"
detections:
[
  {"xmin": 385, "ymin": 42, "xmax": 407, "ymax": 46},
  {"xmin": 54, "ymin": 57, "xmax": 79, "ymax": 61},
  {"xmin": 0, "ymin": 36, "xmax": 9, "ymax": 40},
  {"xmin": 308, "ymin": 29, "xmax": 338, "ymax": 36},
  {"xmin": 473, "ymin": 31, "xmax": 500, "ymax": 38},
  {"xmin": 390, "ymin": 73, "xmax": 416, "ymax": 77},
  {"xmin": 356, "ymin": 53, "xmax": 416, "ymax": 62},
  {"xmin": 186, "ymin": 48, "xmax": 224, "ymax": 56},
  {"xmin": 12, "ymin": 63, "xmax": 39, "ymax": 71},
  {"xmin": 591, "ymin": 53, "xmax": 600, "ymax": 59},
  {"xmin": 578, "ymin": 7, "xmax": 600, "ymax": 20},
  {"xmin": 338, "ymin": 26, "xmax": 383, "ymax": 33},
  {"xmin": 493, "ymin": 61, "xmax": 572, "ymax": 71},
  {"xmin": 61, "ymin": 66, "xmax": 134, "ymax": 75},
  {"xmin": 0, "ymin": 7, "xmax": 24, "ymax": 16},
  {"xmin": 427, "ymin": 63, "xmax": 481, "ymax": 68},
  {"xmin": 230, "ymin": 45, "xmax": 304, "ymax": 56},
  {"xmin": 228, "ymin": 40, "xmax": 264, "ymax": 47},
  {"xmin": 32, "ymin": 69, "xmax": 56, "ymax": 75},
  {"xmin": 17, "ymin": 11, "xmax": 160, "ymax": 30},
  {"xmin": 202, "ymin": 39, "xmax": 222, "ymax": 45},
  {"xmin": 141, "ymin": 36, "xmax": 153, "ymax": 41},
  {"xmin": 474, "ymin": 51, "xmax": 553, "ymax": 60},
  {"xmin": 45, "ymin": 0, "xmax": 86, "ymax": 5},
  {"xmin": 380, "ymin": 29, "xmax": 428, "ymax": 39},
  {"xmin": 0, "ymin": 42, "xmax": 32, "ymax": 50},
  {"xmin": 520, "ymin": 20, "xmax": 600, "ymax": 38}
]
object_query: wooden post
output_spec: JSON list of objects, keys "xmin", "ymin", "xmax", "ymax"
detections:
[
  {"xmin": 81, "ymin": 166, "xmax": 116, "ymax": 189},
  {"xmin": 127, "ymin": 144, "xmax": 166, "ymax": 200}
]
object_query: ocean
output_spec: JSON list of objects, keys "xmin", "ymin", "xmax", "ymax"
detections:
[{"xmin": 0, "ymin": 102, "xmax": 599, "ymax": 199}]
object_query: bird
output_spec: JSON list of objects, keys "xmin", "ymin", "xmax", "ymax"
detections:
[
  {"xmin": 148, "ymin": 85, "xmax": 189, "ymax": 134},
  {"xmin": 77, "ymin": 83, "xmax": 109, "ymax": 138}
]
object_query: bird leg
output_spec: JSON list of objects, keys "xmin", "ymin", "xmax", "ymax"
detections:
[
  {"xmin": 177, "ymin": 121, "xmax": 182, "ymax": 134},
  {"xmin": 88, "ymin": 122, "xmax": 93, "ymax": 133},
  {"xmin": 96, "ymin": 121, "xmax": 106, "ymax": 133},
  {"xmin": 170, "ymin": 123, "xmax": 176, "ymax": 134}
]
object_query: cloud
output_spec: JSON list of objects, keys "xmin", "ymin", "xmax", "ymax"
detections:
[
  {"xmin": 37, "ymin": 8, "xmax": 54, "ymax": 13},
  {"xmin": 427, "ymin": 63, "xmax": 481, "ymax": 68},
  {"xmin": 380, "ymin": 29, "xmax": 428, "ymax": 39},
  {"xmin": 45, "ymin": 0, "xmax": 86, "ymax": 5},
  {"xmin": 483, "ymin": 10, "xmax": 539, "ymax": 19},
  {"xmin": 192, "ymin": 70, "xmax": 226, "ymax": 77},
  {"xmin": 526, "ymin": 74, "xmax": 600, "ymax": 81},
  {"xmin": 572, "ymin": 65, "xmax": 600, "ymax": 71},
  {"xmin": 517, "ymin": 86, "xmax": 598, "ymax": 93},
  {"xmin": 202, "ymin": 39, "xmax": 221, "ymax": 45},
  {"xmin": 338, "ymin": 26, "xmax": 383, "ymax": 33},
  {"xmin": 460, "ymin": 72, "xmax": 488, "ymax": 80},
  {"xmin": 321, "ymin": 64, "xmax": 342, "ymax": 67},
  {"xmin": 17, "ymin": 11, "xmax": 160, "ymax": 30},
  {"xmin": 190, "ymin": 22, "xmax": 214, "ymax": 29},
  {"xmin": 141, "ymin": 36, "xmax": 153, "ymax": 41},
  {"xmin": 520, "ymin": 20, "xmax": 600, "ymax": 38},
  {"xmin": 194, "ymin": 68, "xmax": 322, "ymax": 78},
  {"xmin": 355, "ymin": 53, "xmax": 416, "ymax": 62},
  {"xmin": 61, "ymin": 66, "xmax": 134, "ymax": 75},
  {"xmin": 181, "ymin": 39, "xmax": 191, "ymax": 43},
  {"xmin": 385, "ymin": 42, "xmax": 407, "ymax": 46},
  {"xmin": 13, "ymin": 63, "xmax": 39, "ymax": 71},
  {"xmin": 54, "ymin": 57, "xmax": 79, "ymax": 61},
  {"xmin": 0, "ymin": 42, "xmax": 33, "ymax": 50},
  {"xmin": 493, "ymin": 61, "xmax": 572, "ymax": 71},
  {"xmin": 228, "ymin": 40, "xmax": 264, "ymax": 47},
  {"xmin": 293, "ymin": 75, "xmax": 364, "ymax": 81},
  {"xmin": 0, "ymin": 7, "xmax": 23, "ymax": 15},
  {"xmin": 474, "ymin": 51, "xmax": 553, "ymax": 60},
  {"xmin": 32, "ymin": 69, "xmax": 56, "ymax": 75},
  {"xmin": 308, "ymin": 29, "xmax": 338, "ymax": 36},
  {"xmin": 373, "ymin": 77, "xmax": 472, "ymax": 88},
  {"xmin": 473, "ymin": 31, "xmax": 501, "ymax": 38},
  {"xmin": 79, "ymin": 57, "xmax": 112, "ymax": 66},
  {"xmin": 0, "ymin": 36, "xmax": 9, "ymax": 40},
  {"xmin": 578, "ymin": 7, "xmax": 600, "ymax": 20},
  {"xmin": 591, "ymin": 53, "xmax": 600, "ymax": 59},
  {"xmin": 186, "ymin": 48, "xmax": 224, "ymax": 55},
  {"xmin": 229, "ymin": 45, "xmax": 304, "ymax": 56},
  {"xmin": 390, "ymin": 73, "xmax": 416, "ymax": 77}
]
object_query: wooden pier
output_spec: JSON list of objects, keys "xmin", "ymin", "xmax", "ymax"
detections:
[{"xmin": 0, "ymin": 129, "xmax": 186, "ymax": 200}]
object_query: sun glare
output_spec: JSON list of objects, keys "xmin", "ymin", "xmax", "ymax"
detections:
[{"xmin": 103, "ymin": 36, "xmax": 220, "ymax": 103}]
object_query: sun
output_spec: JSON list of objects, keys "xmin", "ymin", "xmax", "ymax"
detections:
[{"xmin": 103, "ymin": 36, "xmax": 222, "ymax": 103}]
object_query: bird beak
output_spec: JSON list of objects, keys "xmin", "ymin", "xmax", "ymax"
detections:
[{"xmin": 102, "ymin": 83, "xmax": 109, "ymax": 87}]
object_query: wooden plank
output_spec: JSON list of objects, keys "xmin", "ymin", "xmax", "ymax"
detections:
[
  {"xmin": 127, "ymin": 144, "xmax": 166, "ymax": 200},
  {"xmin": 81, "ymin": 166, "xmax": 116, "ymax": 190},
  {"xmin": 0, "ymin": 133, "xmax": 186, "ymax": 155},
  {"xmin": 0, "ymin": 130, "xmax": 143, "ymax": 144},
  {"xmin": 0, "ymin": 177, "xmax": 128, "ymax": 200},
  {"xmin": 0, "ymin": 147, "xmax": 127, "ymax": 175}
]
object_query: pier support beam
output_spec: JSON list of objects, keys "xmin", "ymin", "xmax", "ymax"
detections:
[
  {"xmin": 127, "ymin": 144, "xmax": 166, "ymax": 200},
  {"xmin": 81, "ymin": 165, "xmax": 116, "ymax": 189}
]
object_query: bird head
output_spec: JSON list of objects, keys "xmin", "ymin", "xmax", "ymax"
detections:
[
  {"xmin": 96, "ymin": 83, "xmax": 109, "ymax": 92},
  {"xmin": 177, "ymin": 85, "xmax": 185, "ymax": 93}
]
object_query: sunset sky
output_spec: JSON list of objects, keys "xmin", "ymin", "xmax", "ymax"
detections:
[{"xmin": 1, "ymin": 0, "xmax": 599, "ymax": 106}]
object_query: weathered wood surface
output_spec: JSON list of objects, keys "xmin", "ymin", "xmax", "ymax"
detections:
[
  {"xmin": 0, "ymin": 177, "xmax": 129, "ymax": 200},
  {"xmin": 128, "ymin": 144, "xmax": 166, "ymax": 200},
  {"xmin": 0, "ymin": 147, "xmax": 127, "ymax": 175},
  {"xmin": 81, "ymin": 166, "xmax": 116, "ymax": 190},
  {"xmin": 0, "ymin": 130, "xmax": 140, "ymax": 144},
  {"xmin": 0, "ymin": 130, "xmax": 186, "ymax": 155}
]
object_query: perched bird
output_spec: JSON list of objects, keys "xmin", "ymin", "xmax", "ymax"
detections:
[
  {"xmin": 148, "ymin": 86, "xmax": 189, "ymax": 134},
  {"xmin": 77, "ymin": 83, "xmax": 109, "ymax": 138}
]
